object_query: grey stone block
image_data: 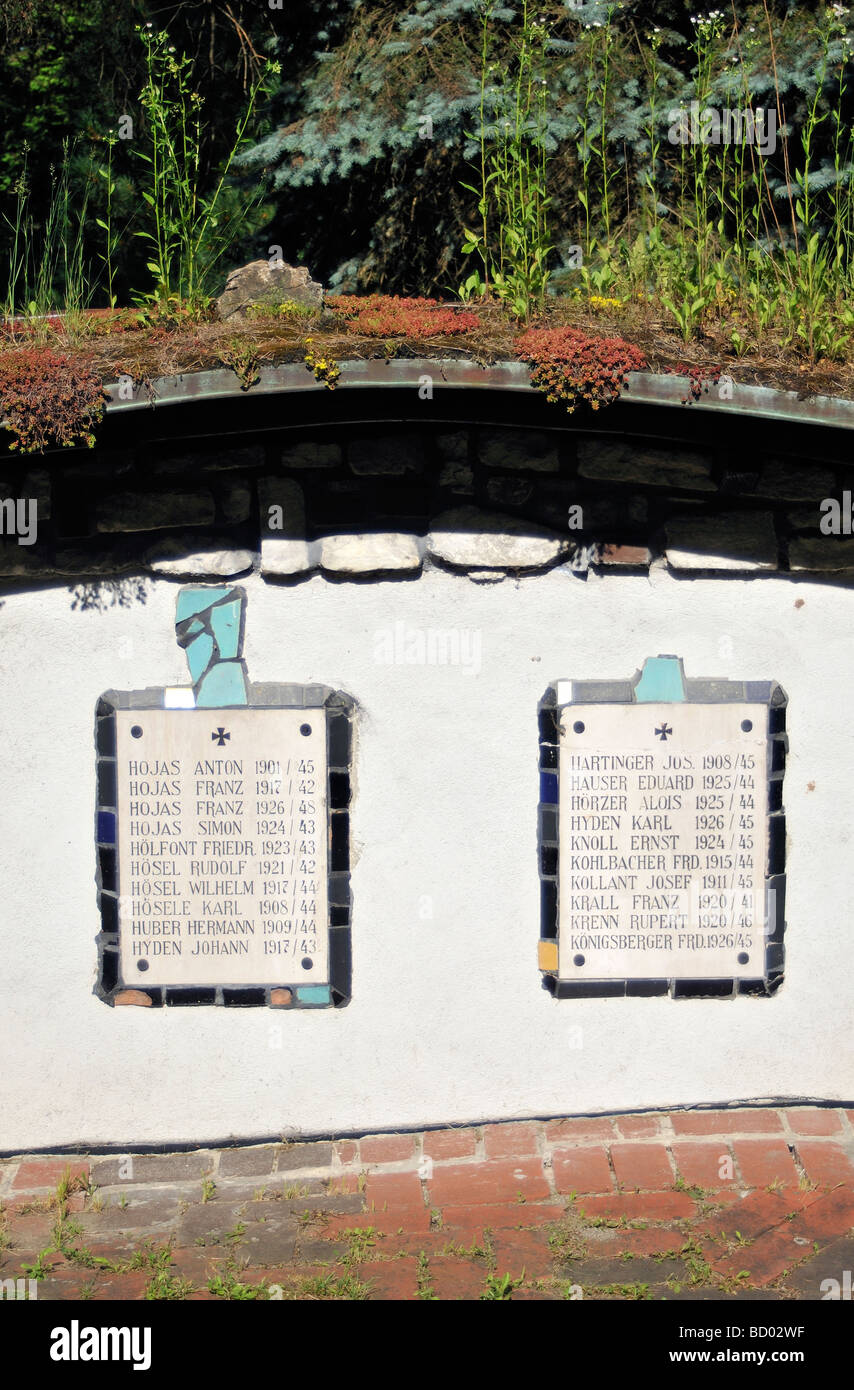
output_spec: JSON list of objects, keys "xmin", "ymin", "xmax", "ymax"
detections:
[
  {"xmin": 144, "ymin": 537, "xmax": 254, "ymax": 577},
  {"xmin": 486, "ymin": 477, "xmax": 534, "ymax": 507},
  {"xmin": 579, "ymin": 440, "xmax": 715, "ymax": 490},
  {"xmin": 152, "ymin": 446, "xmax": 265, "ymax": 475},
  {"xmin": 217, "ymin": 482, "xmax": 252, "ymax": 525},
  {"xmin": 429, "ymin": 507, "xmax": 569, "ymax": 571},
  {"xmin": 349, "ymin": 436, "xmax": 423, "ymax": 475},
  {"xmin": 788, "ymin": 536, "xmax": 854, "ymax": 572},
  {"xmin": 281, "ymin": 440, "xmax": 342, "ymax": 470},
  {"xmin": 666, "ymin": 513, "xmax": 778, "ymax": 570},
  {"xmin": 435, "ymin": 431, "xmax": 469, "ymax": 463},
  {"xmin": 478, "ymin": 427, "xmax": 559, "ymax": 472},
  {"xmin": 438, "ymin": 460, "xmax": 474, "ymax": 492},
  {"xmin": 320, "ymin": 531, "xmax": 422, "ymax": 575},
  {"xmin": 96, "ymin": 490, "xmax": 216, "ymax": 533},
  {"xmin": 749, "ymin": 458, "xmax": 836, "ymax": 502},
  {"xmin": 258, "ymin": 476, "xmax": 315, "ymax": 576}
]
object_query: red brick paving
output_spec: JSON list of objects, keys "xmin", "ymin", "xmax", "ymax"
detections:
[
  {"xmin": 785, "ymin": 1108, "xmax": 844, "ymax": 1136},
  {"xmin": 360, "ymin": 1135, "xmax": 416, "ymax": 1165},
  {"xmin": 422, "ymin": 1128, "xmax": 478, "ymax": 1160},
  {"xmin": 426, "ymin": 1157, "xmax": 550, "ymax": 1207},
  {"xmin": 552, "ymin": 1145, "xmax": 613, "ymax": 1194},
  {"xmin": 671, "ymin": 1141, "xmax": 735, "ymax": 1190},
  {"xmin": 795, "ymin": 1141, "xmax": 854, "ymax": 1186},
  {"xmin": 732, "ymin": 1138, "xmax": 799, "ymax": 1188},
  {"xmin": 610, "ymin": 1141, "xmax": 674, "ymax": 1191},
  {"xmin": 670, "ymin": 1109, "xmax": 785, "ymax": 1136},
  {"xmin": 2, "ymin": 1106, "xmax": 852, "ymax": 1300}
]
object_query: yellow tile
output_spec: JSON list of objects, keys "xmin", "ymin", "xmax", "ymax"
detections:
[{"xmin": 538, "ymin": 940, "xmax": 559, "ymax": 973}]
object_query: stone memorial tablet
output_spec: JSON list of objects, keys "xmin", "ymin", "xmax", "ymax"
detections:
[
  {"xmin": 115, "ymin": 707, "xmax": 328, "ymax": 987},
  {"xmin": 538, "ymin": 657, "xmax": 787, "ymax": 998},
  {"xmin": 95, "ymin": 585, "xmax": 353, "ymax": 1008}
]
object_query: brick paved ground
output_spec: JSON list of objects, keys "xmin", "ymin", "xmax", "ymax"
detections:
[{"xmin": 2, "ymin": 1107, "xmax": 853, "ymax": 1301}]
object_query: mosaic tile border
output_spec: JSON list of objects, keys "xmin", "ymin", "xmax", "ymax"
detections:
[
  {"xmin": 538, "ymin": 657, "xmax": 787, "ymax": 1000},
  {"xmin": 94, "ymin": 683, "xmax": 354, "ymax": 1009}
]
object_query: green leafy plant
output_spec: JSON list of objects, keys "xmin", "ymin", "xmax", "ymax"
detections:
[{"xmin": 134, "ymin": 24, "xmax": 277, "ymax": 311}]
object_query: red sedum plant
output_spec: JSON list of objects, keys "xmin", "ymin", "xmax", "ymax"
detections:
[
  {"xmin": 327, "ymin": 294, "xmax": 481, "ymax": 338},
  {"xmin": 516, "ymin": 325, "xmax": 648, "ymax": 412},
  {"xmin": 0, "ymin": 349, "xmax": 108, "ymax": 453}
]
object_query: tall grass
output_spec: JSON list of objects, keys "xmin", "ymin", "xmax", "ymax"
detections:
[{"xmin": 462, "ymin": 3, "xmax": 854, "ymax": 364}]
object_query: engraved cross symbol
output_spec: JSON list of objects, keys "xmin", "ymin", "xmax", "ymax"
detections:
[
  {"xmin": 655, "ymin": 723, "xmax": 673, "ymax": 741},
  {"xmin": 211, "ymin": 727, "xmax": 230, "ymax": 747}
]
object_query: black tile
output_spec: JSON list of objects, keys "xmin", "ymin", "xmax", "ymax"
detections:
[
  {"xmin": 223, "ymin": 989, "xmax": 265, "ymax": 1008},
  {"xmin": 96, "ymin": 715, "xmax": 116, "ymax": 755},
  {"xmin": 329, "ymin": 771, "xmax": 350, "ymax": 808},
  {"xmin": 538, "ymin": 708, "xmax": 559, "ymax": 742},
  {"xmin": 768, "ymin": 816, "xmax": 786, "ymax": 874},
  {"xmin": 541, "ymin": 879, "xmax": 557, "ymax": 935},
  {"xmin": 165, "ymin": 989, "xmax": 217, "ymax": 1006},
  {"xmin": 327, "ymin": 714, "xmax": 351, "ymax": 767},
  {"xmin": 673, "ymin": 978, "xmax": 734, "ymax": 998},
  {"xmin": 556, "ymin": 981, "xmax": 626, "ymax": 999},
  {"xmin": 97, "ymin": 760, "xmax": 117, "ymax": 807},
  {"xmin": 100, "ymin": 895, "xmax": 118, "ymax": 934},
  {"xmin": 98, "ymin": 847, "xmax": 117, "ymax": 894},
  {"xmin": 329, "ymin": 926, "xmax": 351, "ymax": 998},
  {"xmin": 330, "ymin": 812, "xmax": 349, "ymax": 872},
  {"xmin": 101, "ymin": 949, "xmax": 118, "ymax": 991},
  {"xmin": 626, "ymin": 980, "xmax": 668, "ymax": 997}
]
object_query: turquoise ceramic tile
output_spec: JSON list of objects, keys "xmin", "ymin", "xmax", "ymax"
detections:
[
  {"xmin": 186, "ymin": 618, "xmax": 204, "ymax": 636},
  {"xmin": 210, "ymin": 597, "xmax": 242, "ymax": 661},
  {"xmin": 186, "ymin": 632, "xmax": 214, "ymax": 683},
  {"xmin": 296, "ymin": 985, "xmax": 331, "ymax": 1006},
  {"xmin": 195, "ymin": 660, "xmax": 248, "ymax": 707},
  {"xmin": 634, "ymin": 656, "xmax": 686, "ymax": 703},
  {"xmin": 176, "ymin": 586, "xmax": 234, "ymax": 623}
]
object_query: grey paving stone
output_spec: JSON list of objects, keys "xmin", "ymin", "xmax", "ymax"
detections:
[
  {"xmin": 278, "ymin": 1141, "xmax": 335, "ymax": 1173},
  {"xmin": 239, "ymin": 1220, "xmax": 299, "ymax": 1266},
  {"xmin": 176, "ymin": 1199, "xmax": 256, "ymax": 1246},
  {"xmin": 79, "ymin": 1186, "xmax": 187, "ymax": 1232},
  {"xmin": 218, "ymin": 1145, "xmax": 279, "ymax": 1178},
  {"xmin": 90, "ymin": 1151, "xmax": 215, "ymax": 1186},
  {"xmin": 778, "ymin": 1238, "xmax": 854, "ymax": 1296}
]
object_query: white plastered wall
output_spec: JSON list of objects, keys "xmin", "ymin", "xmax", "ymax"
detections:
[{"xmin": 0, "ymin": 562, "xmax": 850, "ymax": 1151}]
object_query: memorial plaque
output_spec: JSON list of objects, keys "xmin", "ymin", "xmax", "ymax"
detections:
[
  {"xmin": 95, "ymin": 584, "xmax": 353, "ymax": 1008},
  {"xmin": 538, "ymin": 659, "xmax": 787, "ymax": 998},
  {"xmin": 114, "ymin": 708, "xmax": 328, "ymax": 987}
]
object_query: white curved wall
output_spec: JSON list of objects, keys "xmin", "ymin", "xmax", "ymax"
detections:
[{"xmin": 1, "ymin": 562, "xmax": 850, "ymax": 1151}]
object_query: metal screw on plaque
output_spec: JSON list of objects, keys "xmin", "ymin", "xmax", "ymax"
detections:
[
  {"xmin": 741, "ymin": 719, "xmax": 753, "ymax": 732},
  {"xmin": 131, "ymin": 725, "xmax": 143, "ymax": 739},
  {"xmin": 737, "ymin": 952, "xmax": 749, "ymax": 964},
  {"xmin": 301, "ymin": 958, "xmax": 314, "ymax": 970},
  {"xmin": 573, "ymin": 721, "xmax": 585, "ymax": 734},
  {"xmin": 137, "ymin": 960, "xmax": 149, "ymax": 972},
  {"xmin": 573, "ymin": 954, "xmax": 585, "ymax": 967},
  {"xmin": 300, "ymin": 723, "xmax": 312, "ymax": 736}
]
